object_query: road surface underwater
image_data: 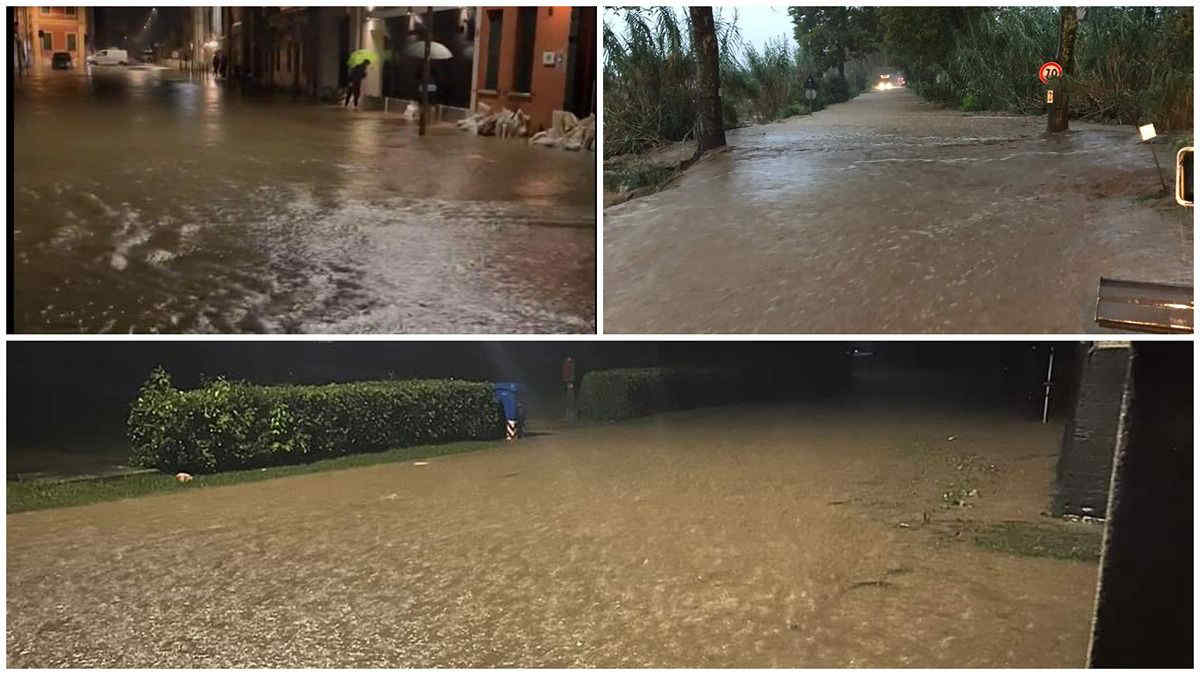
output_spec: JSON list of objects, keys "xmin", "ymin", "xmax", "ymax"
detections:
[
  {"xmin": 12, "ymin": 68, "xmax": 596, "ymax": 333},
  {"xmin": 605, "ymin": 89, "xmax": 1191, "ymax": 333},
  {"xmin": 8, "ymin": 383, "xmax": 1099, "ymax": 667}
]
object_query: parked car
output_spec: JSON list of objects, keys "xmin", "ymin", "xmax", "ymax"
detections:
[
  {"xmin": 50, "ymin": 51, "xmax": 73, "ymax": 69},
  {"xmin": 87, "ymin": 48, "xmax": 129, "ymax": 66},
  {"xmin": 141, "ymin": 48, "xmax": 154, "ymax": 62}
]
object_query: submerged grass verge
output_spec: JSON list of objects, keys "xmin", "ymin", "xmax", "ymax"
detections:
[
  {"xmin": 8, "ymin": 439, "xmax": 501, "ymax": 514},
  {"xmin": 973, "ymin": 520, "xmax": 1103, "ymax": 562}
]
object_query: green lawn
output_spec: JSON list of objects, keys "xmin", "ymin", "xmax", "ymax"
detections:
[{"xmin": 7, "ymin": 440, "xmax": 503, "ymax": 514}]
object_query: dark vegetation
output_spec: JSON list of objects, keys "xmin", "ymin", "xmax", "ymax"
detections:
[
  {"xmin": 127, "ymin": 367, "xmax": 504, "ymax": 474},
  {"xmin": 577, "ymin": 367, "xmax": 749, "ymax": 421},
  {"xmin": 604, "ymin": 7, "xmax": 878, "ymax": 159},
  {"xmin": 882, "ymin": 6, "xmax": 1193, "ymax": 129},
  {"xmin": 578, "ymin": 348, "xmax": 852, "ymax": 421}
]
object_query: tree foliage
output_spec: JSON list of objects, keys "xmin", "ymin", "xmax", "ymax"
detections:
[{"xmin": 788, "ymin": 7, "xmax": 878, "ymax": 77}]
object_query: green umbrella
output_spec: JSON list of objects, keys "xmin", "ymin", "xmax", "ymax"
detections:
[{"xmin": 346, "ymin": 49, "xmax": 380, "ymax": 68}]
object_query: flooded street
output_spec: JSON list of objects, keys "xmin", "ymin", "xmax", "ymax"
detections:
[
  {"xmin": 8, "ymin": 373, "xmax": 1100, "ymax": 667},
  {"xmin": 12, "ymin": 68, "xmax": 596, "ymax": 333},
  {"xmin": 605, "ymin": 88, "xmax": 1192, "ymax": 333}
]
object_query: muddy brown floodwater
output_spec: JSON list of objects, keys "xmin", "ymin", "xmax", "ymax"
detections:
[
  {"xmin": 8, "ymin": 391, "xmax": 1100, "ymax": 667},
  {"xmin": 12, "ymin": 67, "xmax": 595, "ymax": 333},
  {"xmin": 604, "ymin": 88, "xmax": 1192, "ymax": 333}
]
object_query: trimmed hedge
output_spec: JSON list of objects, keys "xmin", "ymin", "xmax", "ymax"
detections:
[
  {"xmin": 577, "ymin": 367, "xmax": 750, "ymax": 422},
  {"xmin": 128, "ymin": 367, "xmax": 504, "ymax": 474}
]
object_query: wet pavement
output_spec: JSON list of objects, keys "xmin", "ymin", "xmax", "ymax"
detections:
[
  {"xmin": 605, "ymin": 88, "xmax": 1192, "ymax": 333},
  {"xmin": 9, "ymin": 383, "xmax": 1099, "ymax": 667},
  {"xmin": 12, "ymin": 67, "xmax": 596, "ymax": 333}
]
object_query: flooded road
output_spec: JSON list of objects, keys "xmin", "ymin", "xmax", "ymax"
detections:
[
  {"xmin": 12, "ymin": 68, "xmax": 596, "ymax": 333},
  {"xmin": 605, "ymin": 89, "xmax": 1191, "ymax": 333},
  {"xmin": 9, "ymin": 382, "xmax": 1099, "ymax": 667}
]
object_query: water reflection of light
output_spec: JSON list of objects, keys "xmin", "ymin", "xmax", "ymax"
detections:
[
  {"xmin": 341, "ymin": 116, "xmax": 378, "ymax": 194},
  {"xmin": 200, "ymin": 81, "xmax": 224, "ymax": 147},
  {"xmin": 204, "ymin": 79, "xmax": 221, "ymax": 112}
]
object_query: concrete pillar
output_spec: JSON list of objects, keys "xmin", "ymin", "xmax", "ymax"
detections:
[
  {"xmin": 1087, "ymin": 342, "xmax": 1192, "ymax": 667},
  {"xmin": 1051, "ymin": 341, "xmax": 1131, "ymax": 517}
]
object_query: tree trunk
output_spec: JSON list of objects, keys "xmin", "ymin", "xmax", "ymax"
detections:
[
  {"xmin": 689, "ymin": 6, "xmax": 725, "ymax": 155},
  {"xmin": 1047, "ymin": 6, "xmax": 1078, "ymax": 133}
]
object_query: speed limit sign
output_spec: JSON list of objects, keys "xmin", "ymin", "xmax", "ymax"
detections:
[{"xmin": 1039, "ymin": 61, "xmax": 1064, "ymax": 84}]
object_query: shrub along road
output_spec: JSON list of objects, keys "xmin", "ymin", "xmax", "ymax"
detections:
[
  {"xmin": 604, "ymin": 88, "xmax": 1193, "ymax": 333},
  {"xmin": 7, "ymin": 395, "xmax": 1100, "ymax": 667}
]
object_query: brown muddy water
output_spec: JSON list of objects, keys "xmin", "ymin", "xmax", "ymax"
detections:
[
  {"xmin": 7, "ymin": 396, "xmax": 1100, "ymax": 667},
  {"xmin": 12, "ymin": 67, "xmax": 596, "ymax": 333},
  {"xmin": 605, "ymin": 88, "xmax": 1192, "ymax": 333}
]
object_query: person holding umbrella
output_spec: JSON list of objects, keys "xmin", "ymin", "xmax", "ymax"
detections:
[{"xmin": 345, "ymin": 58, "xmax": 370, "ymax": 109}]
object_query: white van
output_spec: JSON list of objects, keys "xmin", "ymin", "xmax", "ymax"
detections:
[{"xmin": 88, "ymin": 48, "xmax": 128, "ymax": 66}]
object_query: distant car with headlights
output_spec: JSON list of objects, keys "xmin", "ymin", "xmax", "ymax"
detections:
[{"xmin": 51, "ymin": 51, "xmax": 73, "ymax": 69}]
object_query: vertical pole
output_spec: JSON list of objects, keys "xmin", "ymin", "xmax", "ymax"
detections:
[
  {"xmin": 1042, "ymin": 347, "xmax": 1055, "ymax": 423},
  {"xmin": 419, "ymin": 6, "xmax": 432, "ymax": 136},
  {"xmin": 1148, "ymin": 141, "xmax": 1168, "ymax": 194}
]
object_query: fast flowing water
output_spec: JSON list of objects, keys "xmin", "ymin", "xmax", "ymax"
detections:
[
  {"xmin": 12, "ymin": 67, "xmax": 596, "ymax": 333},
  {"xmin": 7, "ymin": 370, "xmax": 1100, "ymax": 666},
  {"xmin": 605, "ymin": 89, "xmax": 1191, "ymax": 333}
]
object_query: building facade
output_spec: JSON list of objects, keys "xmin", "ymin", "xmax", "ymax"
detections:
[
  {"xmin": 162, "ymin": 5, "xmax": 595, "ymax": 131},
  {"xmin": 472, "ymin": 6, "xmax": 595, "ymax": 132},
  {"xmin": 20, "ymin": 6, "xmax": 90, "ymax": 69}
]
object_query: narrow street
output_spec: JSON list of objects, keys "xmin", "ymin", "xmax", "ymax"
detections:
[
  {"xmin": 12, "ymin": 69, "xmax": 596, "ymax": 333},
  {"xmin": 8, "ymin": 374, "xmax": 1100, "ymax": 667},
  {"xmin": 604, "ymin": 88, "xmax": 1191, "ymax": 333}
]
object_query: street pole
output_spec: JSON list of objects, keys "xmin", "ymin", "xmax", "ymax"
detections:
[
  {"xmin": 1041, "ymin": 347, "xmax": 1055, "ymax": 424},
  {"xmin": 419, "ymin": 6, "xmax": 432, "ymax": 136}
]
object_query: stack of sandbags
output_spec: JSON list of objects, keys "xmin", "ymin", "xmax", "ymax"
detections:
[
  {"xmin": 455, "ymin": 103, "xmax": 530, "ymax": 138},
  {"xmin": 530, "ymin": 111, "xmax": 596, "ymax": 151},
  {"xmin": 494, "ymin": 108, "xmax": 530, "ymax": 138}
]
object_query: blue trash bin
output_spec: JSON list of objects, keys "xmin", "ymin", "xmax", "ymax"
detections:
[{"xmin": 493, "ymin": 382, "xmax": 521, "ymax": 439}]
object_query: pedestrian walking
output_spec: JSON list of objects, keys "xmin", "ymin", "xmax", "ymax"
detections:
[{"xmin": 344, "ymin": 60, "xmax": 369, "ymax": 108}]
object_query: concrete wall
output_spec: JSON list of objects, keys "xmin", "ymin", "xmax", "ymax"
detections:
[
  {"xmin": 314, "ymin": 8, "xmax": 344, "ymax": 94},
  {"xmin": 358, "ymin": 11, "xmax": 389, "ymax": 99},
  {"xmin": 1087, "ymin": 342, "xmax": 1192, "ymax": 667},
  {"xmin": 473, "ymin": 6, "xmax": 572, "ymax": 132},
  {"xmin": 1051, "ymin": 342, "xmax": 1131, "ymax": 517}
]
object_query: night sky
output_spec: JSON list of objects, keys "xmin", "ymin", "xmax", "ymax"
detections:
[{"xmin": 91, "ymin": 6, "xmax": 187, "ymax": 51}]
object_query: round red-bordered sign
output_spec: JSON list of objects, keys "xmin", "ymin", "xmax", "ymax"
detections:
[{"xmin": 1039, "ymin": 61, "xmax": 1064, "ymax": 85}]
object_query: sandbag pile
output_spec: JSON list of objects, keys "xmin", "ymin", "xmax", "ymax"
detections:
[
  {"xmin": 455, "ymin": 103, "xmax": 531, "ymax": 138},
  {"xmin": 530, "ymin": 110, "xmax": 596, "ymax": 151}
]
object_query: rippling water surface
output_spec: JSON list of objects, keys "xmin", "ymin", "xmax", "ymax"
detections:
[{"xmin": 13, "ymin": 68, "xmax": 596, "ymax": 333}]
